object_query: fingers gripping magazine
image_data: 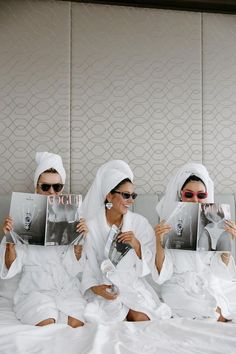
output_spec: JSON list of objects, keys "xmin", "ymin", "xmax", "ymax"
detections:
[
  {"xmin": 6, "ymin": 192, "xmax": 83, "ymax": 246},
  {"xmin": 163, "ymin": 202, "xmax": 232, "ymax": 252}
]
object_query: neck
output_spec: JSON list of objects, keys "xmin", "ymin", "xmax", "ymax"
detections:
[{"xmin": 106, "ymin": 209, "xmax": 123, "ymax": 228}]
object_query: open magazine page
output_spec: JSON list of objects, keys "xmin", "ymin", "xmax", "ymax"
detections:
[
  {"xmin": 163, "ymin": 202, "xmax": 232, "ymax": 252},
  {"xmin": 8, "ymin": 192, "xmax": 47, "ymax": 245},
  {"xmin": 198, "ymin": 203, "xmax": 232, "ymax": 252},
  {"xmin": 164, "ymin": 202, "xmax": 199, "ymax": 251},
  {"xmin": 44, "ymin": 194, "xmax": 83, "ymax": 245}
]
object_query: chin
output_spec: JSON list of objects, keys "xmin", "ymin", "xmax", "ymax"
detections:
[{"xmin": 122, "ymin": 207, "xmax": 129, "ymax": 214}]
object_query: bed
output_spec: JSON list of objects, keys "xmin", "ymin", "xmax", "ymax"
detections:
[{"xmin": 0, "ymin": 194, "xmax": 236, "ymax": 354}]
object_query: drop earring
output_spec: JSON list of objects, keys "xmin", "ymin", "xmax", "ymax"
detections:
[{"xmin": 106, "ymin": 202, "xmax": 113, "ymax": 210}]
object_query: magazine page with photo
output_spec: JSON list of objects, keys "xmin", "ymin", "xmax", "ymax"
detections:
[
  {"xmin": 162, "ymin": 202, "xmax": 233, "ymax": 252},
  {"xmin": 7, "ymin": 192, "xmax": 47, "ymax": 245},
  {"xmin": 163, "ymin": 202, "xmax": 199, "ymax": 251},
  {"xmin": 6, "ymin": 192, "xmax": 83, "ymax": 246},
  {"xmin": 198, "ymin": 203, "xmax": 232, "ymax": 252},
  {"xmin": 44, "ymin": 194, "xmax": 83, "ymax": 246}
]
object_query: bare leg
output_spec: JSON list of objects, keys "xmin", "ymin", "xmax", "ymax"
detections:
[
  {"xmin": 126, "ymin": 309, "xmax": 149, "ymax": 322},
  {"xmin": 68, "ymin": 316, "xmax": 84, "ymax": 328},
  {"xmin": 36, "ymin": 318, "xmax": 55, "ymax": 326}
]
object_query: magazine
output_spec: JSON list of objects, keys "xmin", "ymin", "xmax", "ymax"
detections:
[
  {"xmin": 7, "ymin": 192, "xmax": 83, "ymax": 245},
  {"xmin": 107, "ymin": 225, "xmax": 132, "ymax": 266},
  {"xmin": 162, "ymin": 202, "xmax": 232, "ymax": 252}
]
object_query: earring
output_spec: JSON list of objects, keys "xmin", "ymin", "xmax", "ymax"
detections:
[{"xmin": 106, "ymin": 202, "xmax": 113, "ymax": 210}]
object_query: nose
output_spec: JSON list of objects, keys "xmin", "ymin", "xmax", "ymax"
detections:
[
  {"xmin": 48, "ymin": 186, "xmax": 55, "ymax": 195},
  {"xmin": 191, "ymin": 195, "xmax": 199, "ymax": 203}
]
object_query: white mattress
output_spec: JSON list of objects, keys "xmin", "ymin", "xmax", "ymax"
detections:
[{"xmin": 0, "ymin": 295, "xmax": 235, "ymax": 354}]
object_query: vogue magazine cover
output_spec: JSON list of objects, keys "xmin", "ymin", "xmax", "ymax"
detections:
[{"xmin": 7, "ymin": 192, "xmax": 82, "ymax": 245}]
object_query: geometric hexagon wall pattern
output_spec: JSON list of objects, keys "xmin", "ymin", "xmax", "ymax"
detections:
[{"xmin": 0, "ymin": 1, "xmax": 236, "ymax": 198}]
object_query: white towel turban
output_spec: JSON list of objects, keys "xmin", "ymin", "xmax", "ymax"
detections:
[
  {"xmin": 156, "ymin": 162, "xmax": 214, "ymax": 220},
  {"xmin": 81, "ymin": 160, "xmax": 133, "ymax": 220},
  {"xmin": 34, "ymin": 152, "xmax": 66, "ymax": 188}
]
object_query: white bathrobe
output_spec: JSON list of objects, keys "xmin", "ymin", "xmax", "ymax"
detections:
[
  {"xmin": 82, "ymin": 208, "xmax": 171, "ymax": 324},
  {"xmin": 0, "ymin": 244, "xmax": 86, "ymax": 325},
  {"xmin": 152, "ymin": 248, "xmax": 236, "ymax": 319},
  {"xmin": 154, "ymin": 162, "xmax": 236, "ymax": 320}
]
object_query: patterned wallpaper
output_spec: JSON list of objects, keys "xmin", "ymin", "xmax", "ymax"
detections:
[
  {"xmin": 203, "ymin": 13, "xmax": 236, "ymax": 194},
  {"xmin": 0, "ymin": 0, "xmax": 235, "ymax": 197},
  {"xmin": 0, "ymin": 0, "xmax": 71, "ymax": 193},
  {"xmin": 71, "ymin": 4, "xmax": 202, "ymax": 194}
]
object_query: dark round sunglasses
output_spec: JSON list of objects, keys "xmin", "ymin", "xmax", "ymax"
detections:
[
  {"xmin": 181, "ymin": 190, "xmax": 208, "ymax": 200},
  {"xmin": 113, "ymin": 190, "xmax": 138, "ymax": 200},
  {"xmin": 38, "ymin": 183, "xmax": 64, "ymax": 193}
]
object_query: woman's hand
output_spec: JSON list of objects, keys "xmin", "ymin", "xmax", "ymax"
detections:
[
  {"xmin": 154, "ymin": 220, "xmax": 171, "ymax": 273},
  {"xmin": 154, "ymin": 220, "xmax": 172, "ymax": 246},
  {"xmin": 224, "ymin": 220, "xmax": 236, "ymax": 239},
  {"xmin": 3, "ymin": 217, "xmax": 13, "ymax": 235},
  {"xmin": 117, "ymin": 231, "xmax": 141, "ymax": 258},
  {"xmin": 74, "ymin": 244, "xmax": 83, "ymax": 261},
  {"xmin": 76, "ymin": 218, "xmax": 88, "ymax": 235},
  {"xmin": 91, "ymin": 284, "xmax": 118, "ymax": 300}
]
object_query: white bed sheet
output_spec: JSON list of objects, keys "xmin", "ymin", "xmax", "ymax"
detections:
[{"xmin": 0, "ymin": 296, "xmax": 235, "ymax": 354}]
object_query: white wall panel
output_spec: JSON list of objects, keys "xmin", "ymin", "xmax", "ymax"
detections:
[
  {"xmin": 1, "ymin": 1, "xmax": 236, "ymax": 199},
  {"xmin": 0, "ymin": 0, "xmax": 70, "ymax": 193},
  {"xmin": 203, "ymin": 13, "xmax": 236, "ymax": 194},
  {"xmin": 71, "ymin": 4, "xmax": 202, "ymax": 194}
]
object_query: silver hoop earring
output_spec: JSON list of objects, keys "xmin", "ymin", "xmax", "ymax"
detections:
[{"xmin": 106, "ymin": 202, "xmax": 113, "ymax": 210}]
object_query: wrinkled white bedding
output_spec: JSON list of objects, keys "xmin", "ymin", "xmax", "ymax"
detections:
[{"xmin": 0, "ymin": 295, "xmax": 236, "ymax": 354}]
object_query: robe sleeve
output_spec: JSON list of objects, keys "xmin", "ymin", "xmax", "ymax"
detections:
[
  {"xmin": 209, "ymin": 252, "xmax": 236, "ymax": 281},
  {"xmin": 152, "ymin": 249, "xmax": 174, "ymax": 284},
  {"xmin": 133, "ymin": 217, "xmax": 155, "ymax": 277},
  {"xmin": 0, "ymin": 243, "xmax": 25, "ymax": 279},
  {"xmin": 81, "ymin": 238, "xmax": 103, "ymax": 294},
  {"xmin": 61, "ymin": 245, "xmax": 85, "ymax": 277}
]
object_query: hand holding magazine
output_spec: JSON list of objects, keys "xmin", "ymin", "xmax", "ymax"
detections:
[
  {"xmin": 163, "ymin": 202, "xmax": 232, "ymax": 252},
  {"xmin": 6, "ymin": 192, "xmax": 83, "ymax": 246}
]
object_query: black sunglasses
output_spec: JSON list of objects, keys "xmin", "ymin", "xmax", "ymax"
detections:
[
  {"xmin": 113, "ymin": 190, "xmax": 138, "ymax": 200},
  {"xmin": 181, "ymin": 190, "xmax": 208, "ymax": 200},
  {"xmin": 37, "ymin": 183, "xmax": 64, "ymax": 193}
]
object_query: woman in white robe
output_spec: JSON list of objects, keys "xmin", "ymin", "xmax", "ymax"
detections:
[
  {"xmin": 81, "ymin": 160, "xmax": 171, "ymax": 324},
  {"xmin": 0, "ymin": 152, "xmax": 87, "ymax": 327},
  {"xmin": 152, "ymin": 162, "xmax": 236, "ymax": 321},
  {"xmin": 0, "ymin": 243, "xmax": 86, "ymax": 325}
]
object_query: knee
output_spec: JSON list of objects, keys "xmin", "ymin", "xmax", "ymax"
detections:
[
  {"xmin": 127, "ymin": 310, "xmax": 149, "ymax": 322},
  {"xmin": 68, "ymin": 316, "xmax": 84, "ymax": 328},
  {"xmin": 36, "ymin": 318, "xmax": 55, "ymax": 326}
]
